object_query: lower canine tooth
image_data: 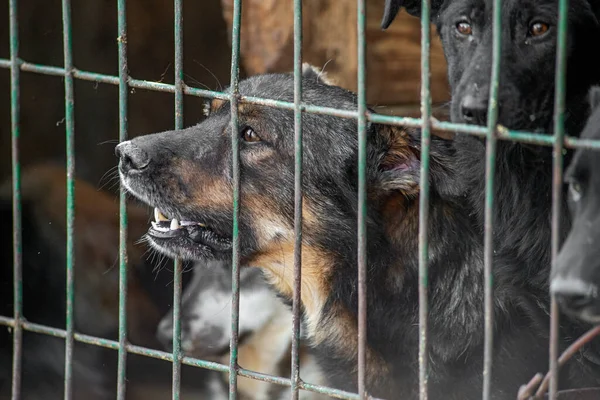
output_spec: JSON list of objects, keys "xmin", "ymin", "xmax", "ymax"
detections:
[{"xmin": 170, "ymin": 219, "xmax": 180, "ymax": 230}]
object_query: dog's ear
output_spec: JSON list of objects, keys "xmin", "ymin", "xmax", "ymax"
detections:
[
  {"xmin": 302, "ymin": 63, "xmax": 337, "ymax": 86},
  {"xmin": 371, "ymin": 125, "xmax": 421, "ymax": 195},
  {"xmin": 590, "ymin": 86, "xmax": 600, "ymax": 110},
  {"xmin": 371, "ymin": 125, "xmax": 457, "ymax": 197},
  {"xmin": 381, "ymin": 0, "xmax": 445, "ymax": 29}
]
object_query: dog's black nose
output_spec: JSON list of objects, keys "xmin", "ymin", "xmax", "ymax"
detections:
[
  {"xmin": 460, "ymin": 94, "xmax": 488, "ymax": 125},
  {"xmin": 552, "ymin": 277, "xmax": 598, "ymax": 316},
  {"xmin": 116, "ymin": 141, "xmax": 150, "ymax": 172}
]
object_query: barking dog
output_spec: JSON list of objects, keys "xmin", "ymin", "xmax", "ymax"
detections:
[
  {"xmin": 157, "ymin": 261, "xmax": 326, "ymax": 400},
  {"xmin": 552, "ymin": 87, "xmax": 600, "ymax": 324},
  {"xmin": 117, "ymin": 67, "xmax": 600, "ymax": 398}
]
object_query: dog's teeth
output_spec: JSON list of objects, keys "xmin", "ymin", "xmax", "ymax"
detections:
[
  {"xmin": 170, "ymin": 219, "xmax": 180, "ymax": 230},
  {"xmin": 197, "ymin": 223, "xmax": 206, "ymax": 227},
  {"xmin": 151, "ymin": 221, "xmax": 170, "ymax": 232},
  {"xmin": 154, "ymin": 208, "xmax": 169, "ymax": 222}
]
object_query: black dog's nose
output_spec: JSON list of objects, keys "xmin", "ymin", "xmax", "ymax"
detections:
[
  {"xmin": 460, "ymin": 94, "xmax": 488, "ymax": 125},
  {"xmin": 116, "ymin": 141, "xmax": 150, "ymax": 172},
  {"xmin": 552, "ymin": 277, "xmax": 598, "ymax": 315}
]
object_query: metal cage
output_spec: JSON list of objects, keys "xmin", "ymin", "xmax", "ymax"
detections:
[{"xmin": 2, "ymin": 0, "xmax": 600, "ymax": 399}]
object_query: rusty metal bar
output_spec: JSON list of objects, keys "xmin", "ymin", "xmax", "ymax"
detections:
[
  {"xmin": 417, "ymin": 0, "xmax": 432, "ymax": 398},
  {"xmin": 356, "ymin": 0, "xmax": 368, "ymax": 397},
  {"xmin": 482, "ymin": 0, "xmax": 502, "ymax": 397},
  {"xmin": 549, "ymin": 0, "xmax": 570, "ymax": 397},
  {"xmin": 116, "ymin": 0, "xmax": 129, "ymax": 397},
  {"xmin": 228, "ymin": 0, "xmax": 243, "ymax": 398},
  {"xmin": 291, "ymin": 0, "xmax": 304, "ymax": 398},
  {"xmin": 61, "ymin": 0, "xmax": 76, "ymax": 397},
  {"xmin": 8, "ymin": 0, "xmax": 23, "ymax": 398},
  {"xmin": 171, "ymin": 0, "xmax": 185, "ymax": 397}
]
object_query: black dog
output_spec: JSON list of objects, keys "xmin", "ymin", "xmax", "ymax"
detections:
[
  {"xmin": 382, "ymin": 0, "xmax": 600, "ymax": 369},
  {"xmin": 552, "ymin": 87, "xmax": 600, "ymax": 324},
  {"xmin": 117, "ymin": 66, "xmax": 600, "ymax": 399}
]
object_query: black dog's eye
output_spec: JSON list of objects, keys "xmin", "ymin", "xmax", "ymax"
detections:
[
  {"xmin": 241, "ymin": 126, "xmax": 261, "ymax": 143},
  {"xmin": 456, "ymin": 21, "xmax": 473, "ymax": 36},
  {"xmin": 529, "ymin": 21, "xmax": 550, "ymax": 37},
  {"xmin": 569, "ymin": 181, "xmax": 583, "ymax": 202}
]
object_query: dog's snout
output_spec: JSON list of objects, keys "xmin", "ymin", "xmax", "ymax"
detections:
[
  {"xmin": 460, "ymin": 94, "xmax": 488, "ymax": 125},
  {"xmin": 552, "ymin": 277, "xmax": 598, "ymax": 317},
  {"xmin": 116, "ymin": 141, "xmax": 150, "ymax": 172}
]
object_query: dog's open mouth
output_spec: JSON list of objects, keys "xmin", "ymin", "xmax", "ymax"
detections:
[{"xmin": 147, "ymin": 208, "xmax": 232, "ymax": 259}]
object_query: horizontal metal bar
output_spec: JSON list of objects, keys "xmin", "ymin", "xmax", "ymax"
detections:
[
  {"xmin": 0, "ymin": 316, "xmax": 369, "ymax": 399},
  {"xmin": 1, "ymin": 57, "xmax": 599, "ymax": 150}
]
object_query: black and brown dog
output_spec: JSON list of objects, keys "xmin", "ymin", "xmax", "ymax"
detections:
[
  {"xmin": 117, "ymin": 66, "xmax": 600, "ymax": 398},
  {"xmin": 553, "ymin": 87, "xmax": 600, "ymax": 324}
]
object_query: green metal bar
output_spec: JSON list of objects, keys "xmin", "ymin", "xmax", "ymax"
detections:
[
  {"xmin": 61, "ymin": 0, "xmax": 76, "ymax": 397},
  {"xmin": 8, "ymin": 0, "xmax": 23, "ymax": 398},
  {"xmin": 228, "ymin": 0, "xmax": 243, "ymax": 398},
  {"xmin": 1, "ymin": 57, "xmax": 599, "ymax": 149},
  {"xmin": 117, "ymin": 0, "xmax": 129, "ymax": 398},
  {"xmin": 172, "ymin": 0, "xmax": 184, "ymax": 398},
  {"xmin": 356, "ymin": 0, "xmax": 368, "ymax": 398},
  {"xmin": 482, "ymin": 0, "xmax": 502, "ymax": 397},
  {"xmin": 0, "ymin": 316, "xmax": 376, "ymax": 399},
  {"xmin": 418, "ymin": 0, "xmax": 432, "ymax": 398},
  {"xmin": 291, "ymin": 0, "xmax": 303, "ymax": 398},
  {"xmin": 549, "ymin": 0, "xmax": 570, "ymax": 398}
]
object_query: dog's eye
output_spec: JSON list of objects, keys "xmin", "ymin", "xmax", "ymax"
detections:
[
  {"xmin": 241, "ymin": 126, "xmax": 261, "ymax": 143},
  {"xmin": 456, "ymin": 21, "xmax": 473, "ymax": 36},
  {"xmin": 569, "ymin": 181, "xmax": 583, "ymax": 202},
  {"xmin": 529, "ymin": 21, "xmax": 549, "ymax": 37}
]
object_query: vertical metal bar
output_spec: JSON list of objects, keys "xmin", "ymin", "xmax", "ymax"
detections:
[
  {"xmin": 9, "ymin": 0, "xmax": 23, "ymax": 398},
  {"xmin": 116, "ymin": 0, "xmax": 129, "ymax": 398},
  {"xmin": 228, "ymin": 0, "xmax": 242, "ymax": 398},
  {"xmin": 356, "ymin": 0, "xmax": 368, "ymax": 397},
  {"xmin": 550, "ymin": 0, "xmax": 569, "ymax": 398},
  {"xmin": 61, "ymin": 0, "xmax": 76, "ymax": 397},
  {"xmin": 482, "ymin": 0, "xmax": 501, "ymax": 398},
  {"xmin": 291, "ymin": 0, "xmax": 303, "ymax": 398},
  {"xmin": 418, "ymin": 0, "xmax": 432, "ymax": 399},
  {"xmin": 172, "ymin": 0, "xmax": 184, "ymax": 398}
]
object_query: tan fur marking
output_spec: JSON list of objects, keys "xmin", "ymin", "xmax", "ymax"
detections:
[
  {"xmin": 225, "ymin": 301, "xmax": 292, "ymax": 400},
  {"xmin": 210, "ymin": 98, "xmax": 227, "ymax": 114},
  {"xmin": 247, "ymin": 242, "xmax": 332, "ymax": 338}
]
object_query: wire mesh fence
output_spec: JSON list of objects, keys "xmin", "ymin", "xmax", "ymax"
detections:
[{"xmin": 2, "ymin": 0, "xmax": 600, "ymax": 399}]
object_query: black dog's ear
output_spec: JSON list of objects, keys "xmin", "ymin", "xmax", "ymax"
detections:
[
  {"xmin": 381, "ymin": 0, "xmax": 445, "ymax": 29},
  {"xmin": 301, "ymin": 63, "xmax": 337, "ymax": 86},
  {"xmin": 590, "ymin": 86, "xmax": 600, "ymax": 110}
]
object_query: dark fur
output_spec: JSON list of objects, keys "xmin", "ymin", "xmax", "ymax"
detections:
[
  {"xmin": 117, "ymin": 68, "xmax": 600, "ymax": 399},
  {"xmin": 552, "ymin": 87, "xmax": 600, "ymax": 324},
  {"xmin": 382, "ymin": 0, "xmax": 600, "ymax": 376}
]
